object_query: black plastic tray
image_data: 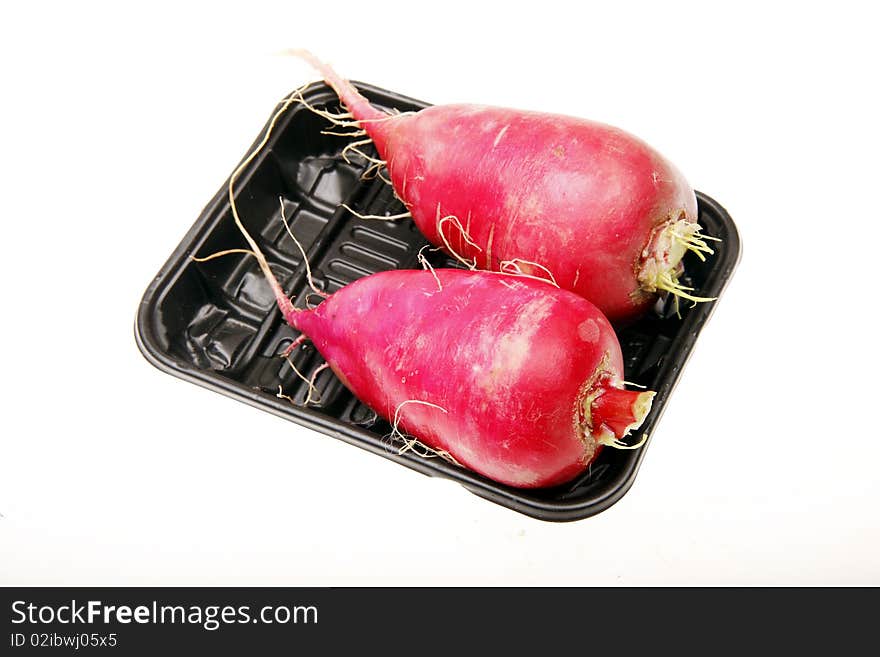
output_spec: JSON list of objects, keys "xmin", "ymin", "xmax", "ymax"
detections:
[{"xmin": 135, "ymin": 81, "xmax": 741, "ymax": 521}]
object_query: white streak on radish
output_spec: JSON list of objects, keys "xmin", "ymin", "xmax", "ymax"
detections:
[
  {"xmin": 492, "ymin": 124, "xmax": 510, "ymax": 148},
  {"xmin": 486, "ymin": 223, "xmax": 496, "ymax": 267},
  {"xmin": 484, "ymin": 295, "xmax": 555, "ymax": 387},
  {"xmin": 577, "ymin": 319, "xmax": 600, "ymax": 343}
]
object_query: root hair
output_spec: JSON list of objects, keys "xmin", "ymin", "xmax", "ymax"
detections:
[
  {"xmin": 278, "ymin": 196, "xmax": 328, "ymax": 300},
  {"xmin": 305, "ymin": 363, "xmax": 329, "ymax": 405},
  {"xmin": 190, "ymin": 248, "xmax": 257, "ymax": 263},
  {"xmin": 278, "ymin": 356, "xmax": 328, "ymax": 407},
  {"xmin": 389, "ymin": 400, "xmax": 460, "ymax": 465},
  {"xmin": 341, "ymin": 139, "xmax": 384, "ymax": 166},
  {"xmin": 287, "ymin": 86, "xmax": 354, "ymax": 122},
  {"xmin": 436, "ymin": 206, "xmax": 481, "ymax": 270},
  {"xmin": 320, "ymin": 128, "xmax": 368, "ymax": 138},
  {"xmin": 499, "ymin": 258, "xmax": 560, "ymax": 288},
  {"xmin": 283, "ymin": 81, "xmax": 414, "ymax": 129},
  {"xmin": 280, "ymin": 334, "xmax": 308, "ymax": 359},
  {"xmin": 655, "ymin": 270, "xmax": 716, "ymax": 305},
  {"xmin": 341, "ymin": 203, "xmax": 411, "ymax": 221},
  {"xmin": 227, "ymin": 85, "xmax": 314, "ymax": 318},
  {"xmin": 417, "ymin": 244, "xmax": 443, "ymax": 291},
  {"xmin": 598, "ymin": 432, "xmax": 649, "ymax": 450},
  {"xmin": 671, "ymin": 223, "xmax": 721, "ymax": 263}
]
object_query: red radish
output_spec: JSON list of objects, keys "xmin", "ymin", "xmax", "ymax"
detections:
[
  {"xmin": 288, "ymin": 50, "xmax": 717, "ymax": 323},
  {"xmin": 286, "ymin": 269, "xmax": 653, "ymax": 488},
  {"xmin": 212, "ymin": 103, "xmax": 655, "ymax": 488},
  {"xmin": 267, "ymin": 265, "xmax": 653, "ymax": 488}
]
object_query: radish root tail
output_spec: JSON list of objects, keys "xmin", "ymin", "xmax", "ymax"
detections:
[
  {"xmin": 280, "ymin": 51, "xmax": 414, "ymax": 188},
  {"xmin": 227, "ymin": 86, "xmax": 312, "ymax": 320}
]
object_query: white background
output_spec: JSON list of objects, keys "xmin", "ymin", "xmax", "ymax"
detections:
[{"xmin": 1, "ymin": 1, "xmax": 877, "ymax": 585}]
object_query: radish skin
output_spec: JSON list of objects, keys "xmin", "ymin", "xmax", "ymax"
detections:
[
  {"xmin": 285, "ymin": 268, "xmax": 654, "ymax": 487},
  {"xmin": 290, "ymin": 50, "xmax": 716, "ymax": 322}
]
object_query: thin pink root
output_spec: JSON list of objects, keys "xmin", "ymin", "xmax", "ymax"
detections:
[
  {"xmin": 281, "ymin": 334, "xmax": 308, "ymax": 359},
  {"xmin": 283, "ymin": 49, "xmax": 389, "ymax": 125}
]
